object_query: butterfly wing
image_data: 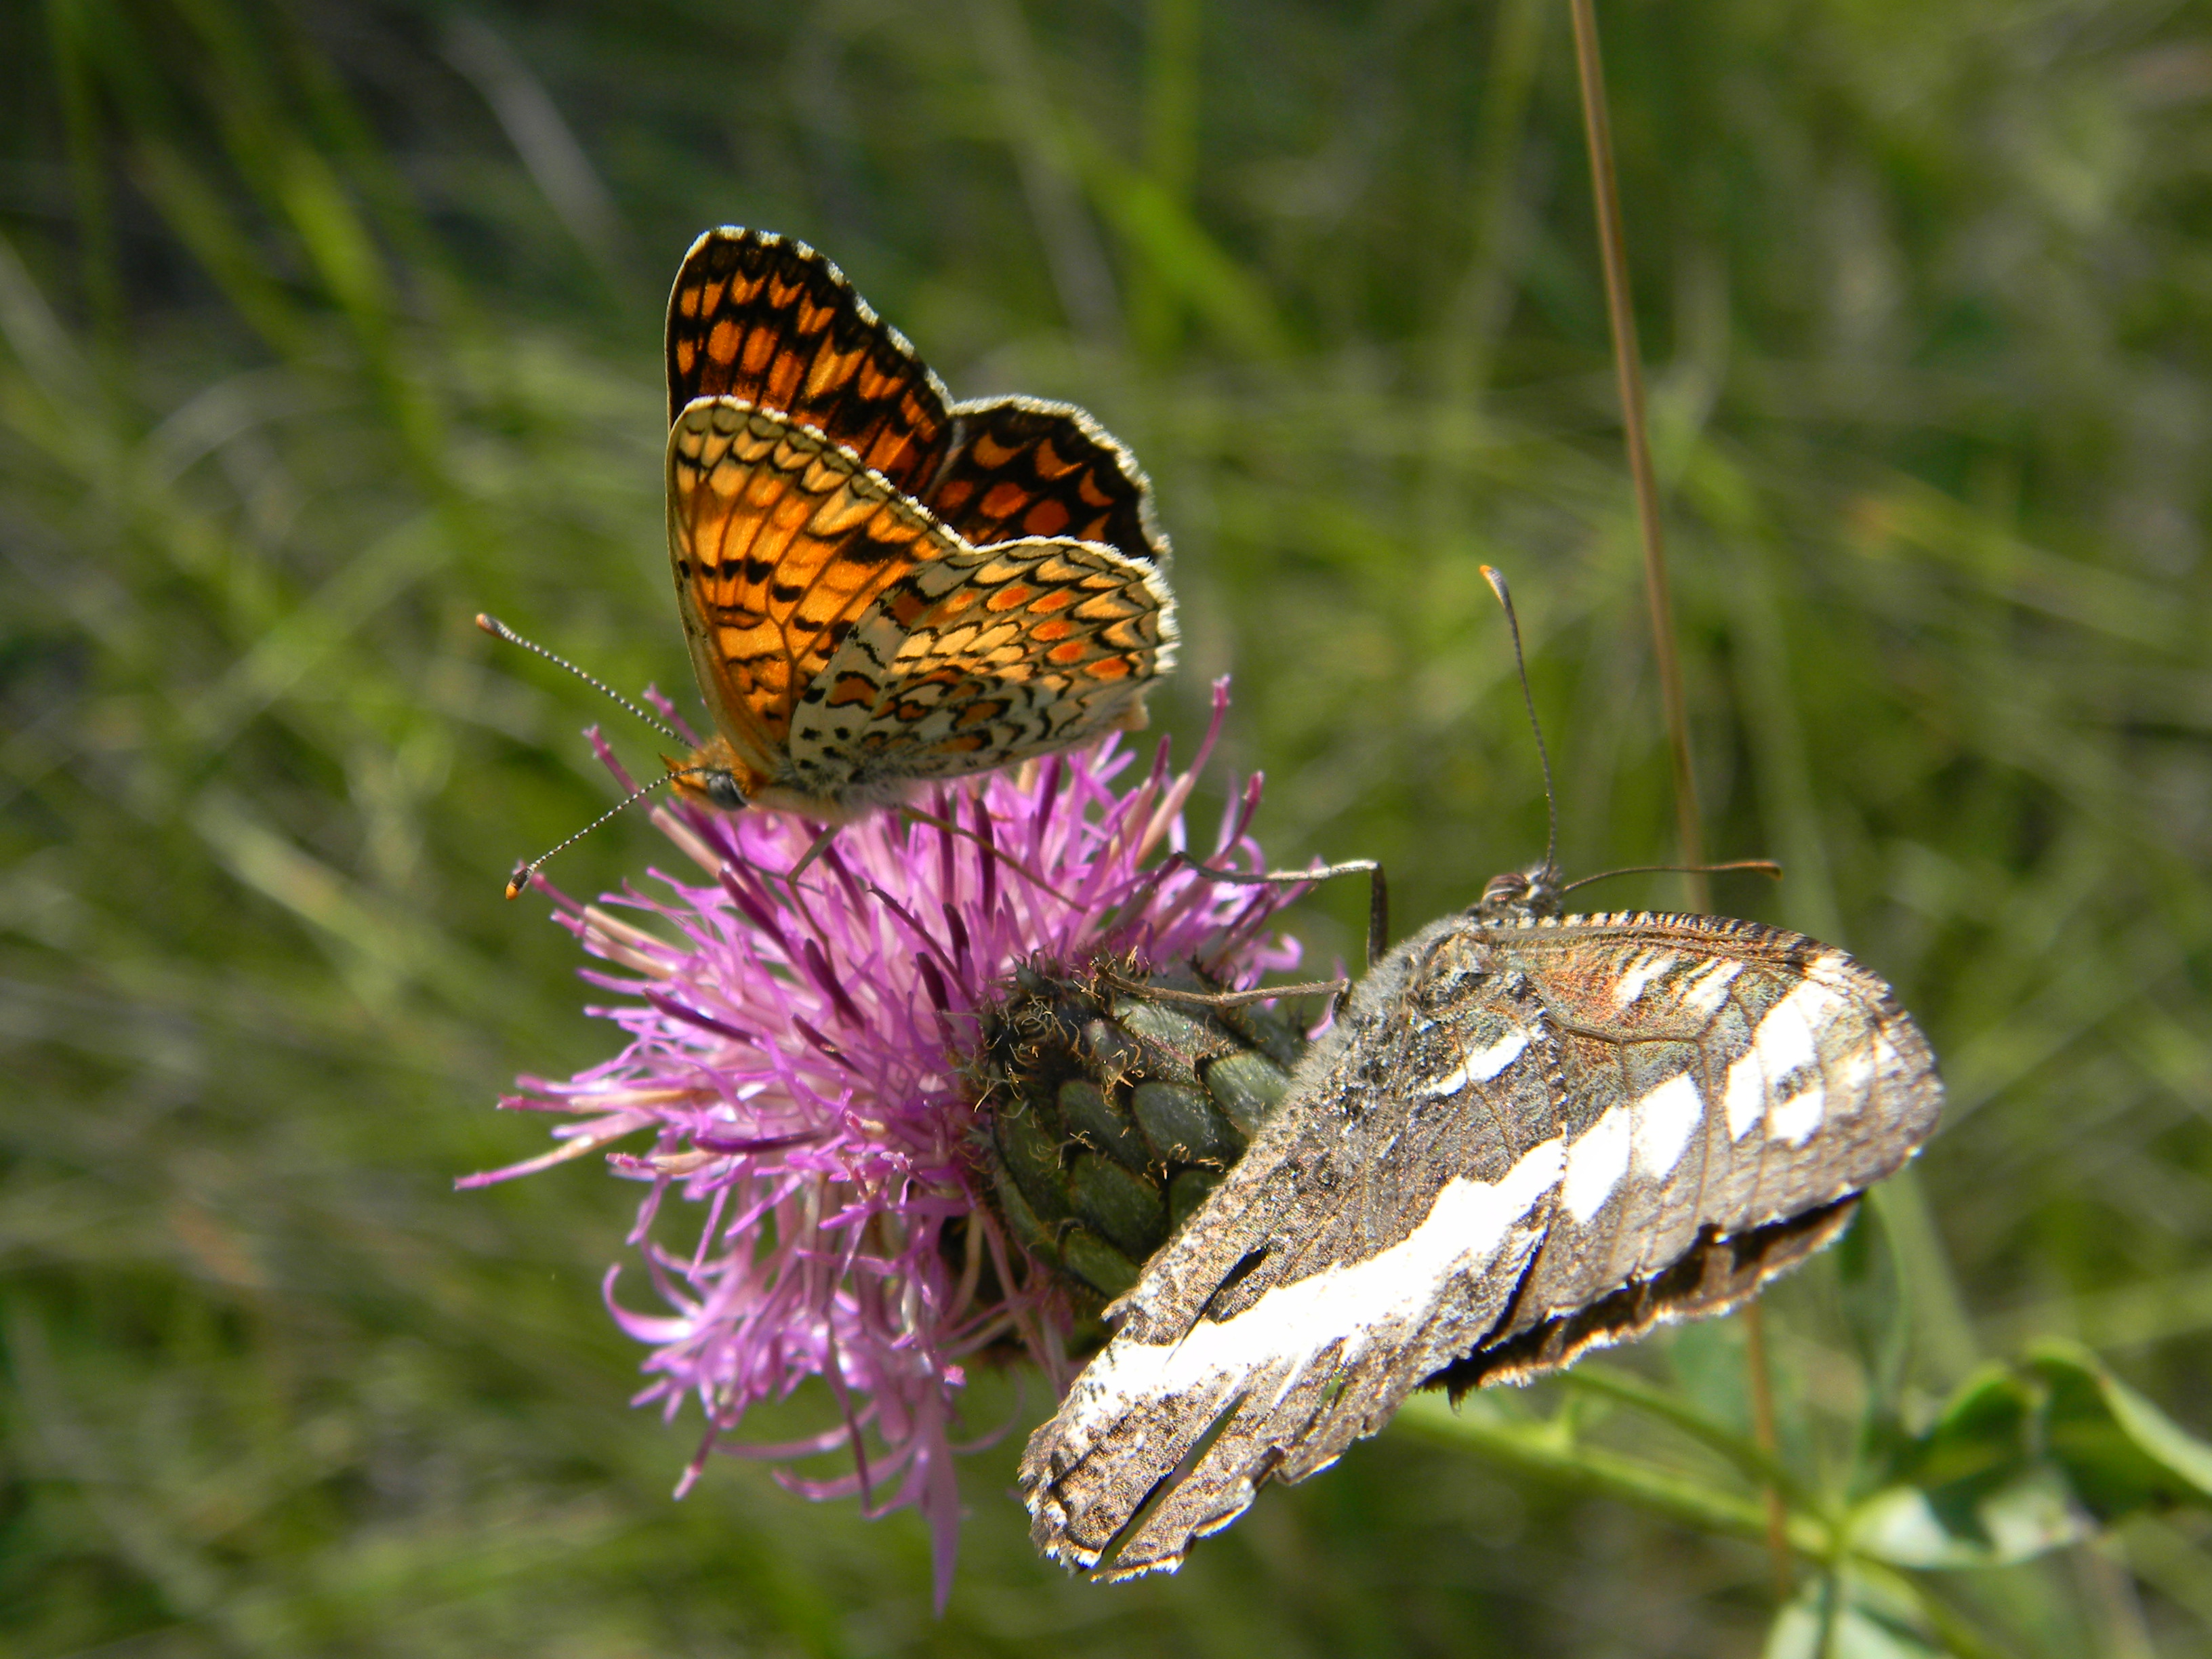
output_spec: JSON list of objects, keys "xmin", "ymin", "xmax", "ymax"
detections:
[
  {"xmin": 1019, "ymin": 912, "xmax": 1941, "ymax": 1579},
  {"xmin": 928, "ymin": 397, "xmax": 1170, "ymax": 570},
  {"xmin": 667, "ymin": 398, "xmax": 956, "ymax": 793},
  {"xmin": 782, "ymin": 536, "xmax": 1176, "ymax": 806},
  {"xmin": 665, "ymin": 235, "xmax": 1181, "ymax": 813},
  {"xmin": 1443, "ymin": 913, "xmax": 1940, "ymax": 1388},
  {"xmin": 665, "ymin": 228, "xmax": 951, "ymax": 493}
]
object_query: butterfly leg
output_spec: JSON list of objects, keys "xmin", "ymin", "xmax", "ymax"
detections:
[{"xmin": 785, "ymin": 823, "xmax": 842, "ymax": 882}]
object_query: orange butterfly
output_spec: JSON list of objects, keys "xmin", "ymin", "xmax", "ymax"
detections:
[{"xmin": 661, "ymin": 228, "xmax": 1177, "ymax": 819}]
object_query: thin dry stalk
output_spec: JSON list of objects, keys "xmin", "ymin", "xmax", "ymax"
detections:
[{"xmin": 1565, "ymin": 0, "xmax": 1790, "ymax": 1600}]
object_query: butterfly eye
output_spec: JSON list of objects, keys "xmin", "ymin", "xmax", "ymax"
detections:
[
  {"xmin": 1478, "ymin": 869, "xmax": 1539, "ymax": 919},
  {"xmin": 1477, "ymin": 872, "xmax": 1565, "ymax": 924},
  {"xmin": 702, "ymin": 771, "xmax": 750, "ymax": 811}
]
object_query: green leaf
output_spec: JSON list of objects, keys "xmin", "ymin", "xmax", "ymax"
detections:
[
  {"xmin": 1849, "ymin": 1361, "xmax": 2074, "ymax": 1568},
  {"xmin": 2026, "ymin": 1343, "xmax": 2212, "ymax": 1523},
  {"xmin": 1851, "ymin": 1343, "xmax": 2212, "ymax": 1571},
  {"xmin": 1898, "ymin": 1365, "xmax": 2036, "ymax": 1527},
  {"xmin": 1763, "ymin": 1569, "xmax": 1944, "ymax": 1659},
  {"xmin": 1850, "ymin": 1466, "xmax": 2089, "ymax": 1570}
]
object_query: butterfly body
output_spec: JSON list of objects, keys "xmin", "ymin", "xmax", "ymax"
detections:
[
  {"xmin": 1019, "ymin": 898, "xmax": 1942, "ymax": 1580},
  {"xmin": 661, "ymin": 229, "xmax": 1176, "ymax": 819}
]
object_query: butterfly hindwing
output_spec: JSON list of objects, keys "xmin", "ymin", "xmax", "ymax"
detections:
[
  {"xmin": 1019, "ymin": 911, "xmax": 1941, "ymax": 1579},
  {"xmin": 786, "ymin": 537, "xmax": 1177, "ymax": 798},
  {"xmin": 1470, "ymin": 916, "xmax": 1938, "ymax": 1370},
  {"xmin": 665, "ymin": 228, "xmax": 952, "ymax": 493}
]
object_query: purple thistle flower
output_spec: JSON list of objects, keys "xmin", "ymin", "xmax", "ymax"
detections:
[{"xmin": 464, "ymin": 680, "xmax": 1304, "ymax": 1610}]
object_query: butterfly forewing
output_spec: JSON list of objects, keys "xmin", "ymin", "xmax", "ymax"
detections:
[
  {"xmin": 931, "ymin": 399, "xmax": 1169, "ymax": 568},
  {"xmin": 668, "ymin": 400, "xmax": 943, "ymax": 775},
  {"xmin": 657, "ymin": 228, "xmax": 1179, "ymax": 817},
  {"xmin": 1019, "ymin": 910, "xmax": 1941, "ymax": 1580},
  {"xmin": 665, "ymin": 228, "xmax": 951, "ymax": 491}
]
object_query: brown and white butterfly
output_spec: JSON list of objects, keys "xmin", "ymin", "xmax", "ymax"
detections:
[
  {"xmin": 661, "ymin": 227, "xmax": 1176, "ymax": 819},
  {"xmin": 1019, "ymin": 834, "xmax": 1942, "ymax": 1582}
]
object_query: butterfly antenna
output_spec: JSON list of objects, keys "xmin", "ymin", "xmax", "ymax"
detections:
[
  {"xmin": 1480, "ymin": 567, "xmax": 1558, "ymax": 881},
  {"xmin": 1558, "ymin": 858, "xmax": 1782, "ymax": 899},
  {"xmin": 503, "ymin": 768, "xmax": 701, "ymax": 899},
  {"xmin": 1188, "ymin": 857, "xmax": 1380, "ymax": 886},
  {"xmin": 476, "ymin": 613, "xmax": 686, "ymax": 744}
]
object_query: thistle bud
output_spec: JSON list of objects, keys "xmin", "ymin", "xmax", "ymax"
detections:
[{"xmin": 972, "ymin": 958, "xmax": 1308, "ymax": 1302}]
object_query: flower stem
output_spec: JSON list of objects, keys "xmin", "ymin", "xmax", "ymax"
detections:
[
  {"xmin": 1556, "ymin": 1364, "xmax": 1801, "ymax": 1508},
  {"xmin": 1397, "ymin": 1394, "xmax": 1824, "ymax": 1556},
  {"xmin": 1741, "ymin": 1295, "xmax": 1792, "ymax": 1597}
]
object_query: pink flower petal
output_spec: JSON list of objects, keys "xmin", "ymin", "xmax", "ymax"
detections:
[{"xmin": 472, "ymin": 687, "xmax": 1303, "ymax": 1610}]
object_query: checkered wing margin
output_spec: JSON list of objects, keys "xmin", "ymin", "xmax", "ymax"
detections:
[
  {"xmin": 1020, "ymin": 912, "xmax": 1941, "ymax": 1580},
  {"xmin": 665, "ymin": 227, "xmax": 952, "ymax": 494}
]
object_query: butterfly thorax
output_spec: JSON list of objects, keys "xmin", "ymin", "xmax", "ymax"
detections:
[{"xmin": 1475, "ymin": 860, "xmax": 1562, "ymax": 923}]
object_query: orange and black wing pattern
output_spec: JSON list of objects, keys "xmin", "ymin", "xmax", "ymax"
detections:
[
  {"xmin": 925, "ymin": 398, "xmax": 1170, "ymax": 570},
  {"xmin": 665, "ymin": 228, "xmax": 951, "ymax": 495},
  {"xmin": 661, "ymin": 228, "xmax": 1179, "ymax": 818},
  {"xmin": 788, "ymin": 537, "xmax": 1175, "ymax": 797},
  {"xmin": 667, "ymin": 398, "xmax": 956, "ymax": 801}
]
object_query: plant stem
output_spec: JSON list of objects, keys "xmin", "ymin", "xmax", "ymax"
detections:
[
  {"xmin": 1565, "ymin": 0, "xmax": 1703, "ymax": 901},
  {"xmin": 1741, "ymin": 1297, "xmax": 1792, "ymax": 1598},
  {"xmin": 1565, "ymin": 0, "xmax": 1790, "ymax": 1600},
  {"xmin": 1397, "ymin": 1395, "xmax": 1826, "ymax": 1556},
  {"xmin": 1557, "ymin": 1364, "xmax": 1802, "ymax": 1506}
]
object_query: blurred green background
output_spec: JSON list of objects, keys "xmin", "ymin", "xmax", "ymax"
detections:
[{"xmin": 7, "ymin": 0, "xmax": 2212, "ymax": 1652}]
